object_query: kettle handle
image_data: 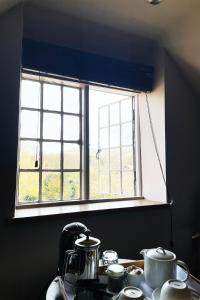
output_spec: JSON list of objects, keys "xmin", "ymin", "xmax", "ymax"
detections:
[
  {"xmin": 176, "ymin": 260, "xmax": 190, "ymax": 282},
  {"xmin": 62, "ymin": 250, "xmax": 79, "ymax": 278}
]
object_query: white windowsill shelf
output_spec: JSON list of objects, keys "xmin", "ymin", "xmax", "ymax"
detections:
[{"xmin": 13, "ymin": 199, "xmax": 168, "ymax": 220}]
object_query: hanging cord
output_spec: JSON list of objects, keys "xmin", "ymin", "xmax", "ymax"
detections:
[{"xmin": 145, "ymin": 93, "xmax": 174, "ymax": 250}]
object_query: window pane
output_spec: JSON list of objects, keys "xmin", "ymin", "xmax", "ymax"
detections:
[
  {"xmin": 110, "ymin": 171, "xmax": 121, "ymax": 194},
  {"xmin": 110, "ymin": 148, "xmax": 120, "ymax": 171},
  {"xmin": 100, "ymin": 128, "xmax": 108, "ymax": 148},
  {"xmin": 19, "ymin": 141, "xmax": 39, "ymax": 169},
  {"xmin": 63, "ymin": 116, "xmax": 79, "ymax": 141},
  {"xmin": 18, "ymin": 172, "xmax": 39, "ymax": 202},
  {"xmin": 122, "ymin": 146, "xmax": 133, "ymax": 170},
  {"xmin": 122, "ymin": 122, "xmax": 133, "ymax": 146},
  {"xmin": 64, "ymin": 143, "xmax": 80, "ymax": 169},
  {"xmin": 42, "ymin": 172, "xmax": 60, "ymax": 201},
  {"xmin": 99, "ymin": 149, "xmax": 109, "ymax": 172},
  {"xmin": 43, "ymin": 113, "xmax": 61, "ymax": 140},
  {"xmin": 43, "ymin": 142, "xmax": 60, "ymax": 169},
  {"xmin": 99, "ymin": 106, "xmax": 108, "ymax": 127},
  {"xmin": 99, "ymin": 171, "xmax": 109, "ymax": 194},
  {"xmin": 110, "ymin": 125, "xmax": 120, "ymax": 147},
  {"xmin": 121, "ymin": 98, "xmax": 132, "ymax": 122},
  {"xmin": 122, "ymin": 171, "xmax": 134, "ymax": 195},
  {"xmin": 89, "ymin": 88, "xmax": 136, "ymax": 200},
  {"xmin": 63, "ymin": 87, "xmax": 79, "ymax": 113},
  {"xmin": 20, "ymin": 110, "xmax": 40, "ymax": 138},
  {"xmin": 63, "ymin": 172, "xmax": 80, "ymax": 200},
  {"xmin": 110, "ymin": 103, "xmax": 119, "ymax": 125},
  {"xmin": 21, "ymin": 80, "xmax": 40, "ymax": 109},
  {"xmin": 43, "ymin": 83, "xmax": 61, "ymax": 111}
]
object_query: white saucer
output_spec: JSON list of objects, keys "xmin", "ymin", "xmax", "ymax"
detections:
[
  {"xmin": 152, "ymin": 288, "xmax": 200, "ymax": 300},
  {"xmin": 112, "ymin": 295, "xmax": 151, "ymax": 300}
]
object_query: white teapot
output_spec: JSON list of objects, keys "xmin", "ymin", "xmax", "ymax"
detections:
[{"xmin": 140, "ymin": 247, "xmax": 189, "ymax": 289}]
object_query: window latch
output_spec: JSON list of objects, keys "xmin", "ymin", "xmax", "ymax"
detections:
[{"xmin": 96, "ymin": 149, "xmax": 101, "ymax": 160}]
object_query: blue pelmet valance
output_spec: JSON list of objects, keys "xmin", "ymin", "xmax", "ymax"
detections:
[{"xmin": 22, "ymin": 38, "xmax": 154, "ymax": 92}]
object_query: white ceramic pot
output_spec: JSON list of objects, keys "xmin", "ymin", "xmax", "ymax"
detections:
[
  {"xmin": 127, "ymin": 267, "xmax": 144, "ymax": 287},
  {"xmin": 140, "ymin": 247, "xmax": 189, "ymax": 289}
]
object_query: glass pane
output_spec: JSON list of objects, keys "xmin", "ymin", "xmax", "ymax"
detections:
[
  {"xmin": 43, "ymin": 83, "xmax": 61, "ymax": 111},
  {"xmin": 21, "ymin": 80, "xmax": 40, "ymax": 109},
  {"xmin": 110, "ymin": 103, "xmax": 119, "ymax": 125},
  {"xmin": 64, "ymin": 143, "xmax": 80, "ymax": 169},
  {"xmin": 63, "ymin": 172, "xmax": 80, "ymax": 200},
  {"xmin": 99, "ymin": 106, "xmax": 108, "ymax": 127},
  {"xmin": 122, "ymin": 122, "xmax": 133, "ymax": 146},
  {"xmin": 99, "ymin": 149, "xmax": 109, "ymax": 172},
  {"xmin": 122, "ymin": 146, "xmax": 133, "ymax": 170},
  {"xmin": 63, "ymin": 87, "xmax": 80, "ymax": 113},
  {"xmin": 121, "ymin": 98, "xmax": 132, "ymax": 122},
  {"xmin": 100, "ymin": 128, "xmax": 108, "ymax": 148},
  {"xmin": 110, "ymin": 125, "xmax": 120, "ymax": 147},
  {"xmin": 99, "ymin": 171, "xmax": 109, "ymax": 194},
  {"xmin": 43, "ymin": 113, "xmax": 61, "ymax": 140},
  {"xmin": 42, "ymin": 172, "xmax": 60, "ymax": 201},
  {"xmin": 43, "ymin": 142, "xmax": 60, "ymax": 169},
  {"xmin": 110, "ymin": 148, "xmax": 120, "ymax": 170},
  {"xmin": 110, "ymin": 171, "xmax": 121, "ymax": 194},
  {"xmin": 19, "ymin": 141, "xmax": 39, "ymax": 169},
  {"xmin": 122, "ymin": 171, "xmax": 134, "ymax": 195},
  {"xmin": 20, "ymin": 110, "xmax": 40, "ymax": 138},
  {"xmin": 63, "ymin": 116, "xmax": 79, "ymax": 141},
  {"xmin": 18, "ymin": 172, "xmax": 39, "ymax": 202},
  {"xmin": 89, "ymin": 147, "xmax": 99, "ymax": 199}
]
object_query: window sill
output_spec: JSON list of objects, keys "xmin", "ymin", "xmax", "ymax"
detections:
[{"xmin": 12, "ymin": 199, "xmax": 168, "ymax": 220}]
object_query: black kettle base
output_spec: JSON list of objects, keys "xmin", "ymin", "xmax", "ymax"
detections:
[
  {"xmin": 75, "ymin": 289, "xmax": 112, "ymax": 300},
  {"xmin": 75, "ymin": 276, "xmax": 114, "ymax": 299}
]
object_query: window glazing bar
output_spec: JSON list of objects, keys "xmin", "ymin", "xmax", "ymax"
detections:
[
  {"xmin": 82, "ymin": 85, "xmax": 90, "ymax": 200},
  {"xmin": 38, "ymin": 82, "xmax": 43, "ymax": 202}
]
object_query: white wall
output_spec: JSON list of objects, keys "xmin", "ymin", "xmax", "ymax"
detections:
[{"xmin": 139, "ymin": 49, "xmax": 166, "ymax": 202}]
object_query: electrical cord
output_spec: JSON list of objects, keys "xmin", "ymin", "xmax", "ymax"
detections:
[{"xmin": 145, "ymin": 93, "xmax": 174, "ymax": 250}]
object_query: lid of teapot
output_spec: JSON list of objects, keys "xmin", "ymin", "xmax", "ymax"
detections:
[
  {"xmin": 147, "ymin": 247, "xmax": 176, "ymax": 261},
  {"xmin": 75, "ymin": 229, "xmax": 101, "ymax": 248}
]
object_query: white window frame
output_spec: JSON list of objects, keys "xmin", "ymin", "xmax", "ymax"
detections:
[{"xmin": 16, "ymin": 72, "xmax": 142, "ymax": 208}]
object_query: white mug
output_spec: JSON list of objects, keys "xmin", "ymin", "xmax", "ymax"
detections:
[
  {"xmin": 117, "ymin": 287, "xmax": 144, "ymax": 300},
  {"xmin": 160, "ymin": 280, "xmax": 200, "ymax": 300}
]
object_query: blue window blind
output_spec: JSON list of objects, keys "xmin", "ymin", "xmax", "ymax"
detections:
[{"xmin": 22, "ymin": 38, "xmax": 154, "ymax": 92}]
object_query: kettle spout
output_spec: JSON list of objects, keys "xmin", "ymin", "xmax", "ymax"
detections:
[{"xmin": 140, "ymin": 249, "xmax": 148, "ymax": 257}]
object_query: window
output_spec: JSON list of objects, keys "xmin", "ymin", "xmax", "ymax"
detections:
[{"xmin": 16, "ymin": 73, "xmax": 141, "ymax": 206}]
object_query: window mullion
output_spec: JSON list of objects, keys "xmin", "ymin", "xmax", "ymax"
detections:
[
  {"xmin": 108, "ymin": 105, "xmax": 111, "ymax": 194},
  {"xmin": 61, "ymin": 85, "xmax": 64, "ymax": 201},
  {"xmin": 119, "ymin": 101, "xmax": 123, "ymax": 194},
  {"xmin": 83, "ymin": 85, "xmax": 90, "ymax": 200},
  {"xmin": 38, "ymin": 82, "xmax": 43, "ymax": 202}
]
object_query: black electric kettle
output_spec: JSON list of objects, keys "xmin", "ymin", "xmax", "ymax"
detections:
[{"xmin": 58, "ymin": 222, "xmax": 87, "ymax": 276}]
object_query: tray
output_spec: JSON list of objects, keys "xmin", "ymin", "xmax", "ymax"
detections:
[{"xmin": 46, "ymin": 259, "xmax": 200, "ymax": 300}]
